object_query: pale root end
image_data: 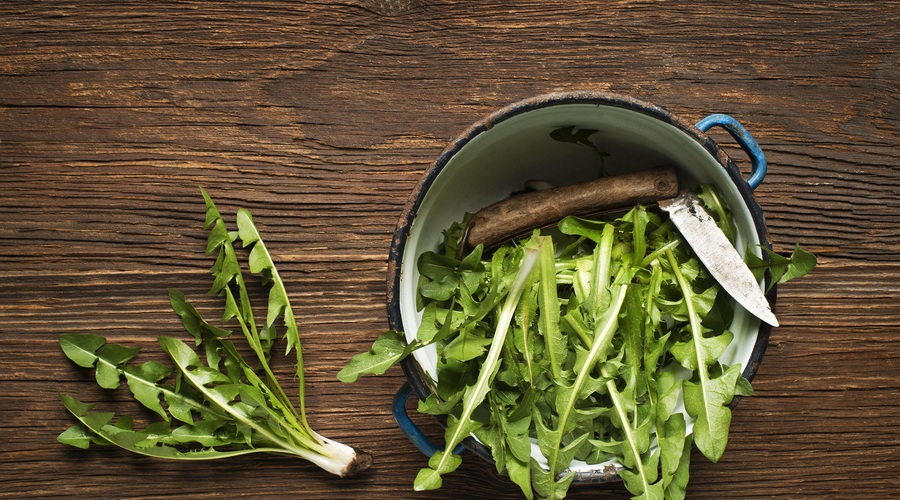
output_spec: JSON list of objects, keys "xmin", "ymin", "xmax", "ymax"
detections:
[{"xmin": 308, "ymin": 431, "xmax": 373, "ymax": 478}]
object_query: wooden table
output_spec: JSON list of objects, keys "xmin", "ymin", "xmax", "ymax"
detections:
[{"xmin": 2, "ymin": 2, "xmax": 897, "ymax": 498}]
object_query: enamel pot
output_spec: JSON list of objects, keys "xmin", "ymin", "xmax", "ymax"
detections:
[{"xmin": 385, "ymin": 91, "xmax": 776, "ymax": 483}]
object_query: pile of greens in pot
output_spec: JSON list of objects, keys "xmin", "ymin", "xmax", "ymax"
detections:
[{"xmin": 339, "ymin": 184, "xmax": 815, "ymax": 499}]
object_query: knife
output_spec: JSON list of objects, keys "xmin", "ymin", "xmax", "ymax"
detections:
[
  {"xmin": 458, "ymin": 166, "xmax": 778, "ymax": 326},
  {"xmin": 658, "ymin": 190, "xmax": 778, "ymax": 326}
]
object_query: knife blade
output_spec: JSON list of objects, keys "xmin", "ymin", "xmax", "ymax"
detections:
[
  {"xmin": 459, "ymin": 166, "xmax": 778, "ymax": 326},
  {"xmin": 658, "ymin": 190, "xmax": 778, "ymax": 326}
]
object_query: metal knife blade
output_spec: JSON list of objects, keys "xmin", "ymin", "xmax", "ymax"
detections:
[{"xmin": 658, "ymin": 190, "xmax": 778, "ymax": 326}]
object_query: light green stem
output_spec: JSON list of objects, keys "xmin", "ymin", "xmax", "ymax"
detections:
[
  {"xmin": 548, "ymin": 262, "xmax": 632, "ymax": 478},
  {"xmin": 665, "ymin": 249, "xmax": 711, "ymax": 417},
  {"xmin": 431, "ymin": 241, "xmax": 543, "ymax": 476}
]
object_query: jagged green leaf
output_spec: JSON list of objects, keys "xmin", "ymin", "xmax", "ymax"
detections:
[
  {"xmin": 121, "ymin": 361, "xmax": 174, "ymax": 420},
  {"xmin": 413, "ymin": 450, "xmax": 463, "ymax": 491},
  {"xmin": 59, "ymin": 333, "xmax": 107, "ymax": 368},
  {"xmin": 669, "ymin": 329, "xmax": 734, "ymax": 371},
  {"xmin": 683, "ymin": 363, "xmax": 742, "ymax": 462},
  {"xmin": 336, "ymin": 330, "xmax": 417, "ymax": 383},
  {"xmin": 59, "ymin": 334, "xmax": 140, "ymax": 390}
]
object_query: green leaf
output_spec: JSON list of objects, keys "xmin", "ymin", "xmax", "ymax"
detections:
[
  {"xmin": 607, "ymin": 373, "xmax": 659, "ymax": 498},
  {"xmin": 658, "ymin": 412, "xmax": 688, "ymax": 489},
  {"xmin": 417, "ymin": 251, "xmax": 458, "ymax": 284},
  {"xmin": 336, "ymin": 330, "xmax": 416, "ymax": 383},
  {"xmin": 779, "ymin": 243, "xmax": 818, "ymax": 283},
  {"xmin": 621, "ymin": 205, "xmax": 650, "ymax": 264},
  {"xmin": 654, "ymin": 370, "xmax": 682, "ymax": 424},
  {"xmin": 531, "ymin": 461, "xmax": 575, "ymax": 500},
  {"xmin": 683, "ymin": 363, "xmax": 742, "ymax": 462},
  {"xmin": 664, "ymin": 434, "xmax": 693, "ymax": 500},
  {"xmin": 669, "ymin": 330, "xmax": 734, "ymax": 371},
  {"xmin": 505, "ymin": 454, "xmax": 533, "ymax": 500},
  {"xmin": 558, "ymin": 216, "xmax": 609, "ymax": 244},
  {"xmin": 231, "ymin": 206, "xmax": 318, "ymax": 438},
  {"xmin": 666, "ymin": 247, "xmax": 739, "ymax": 463},
  {"xmin": 537, "ymin": 237, "xmax": 565, "ymax": 381},
  {"xmin": 506, "ymin": 427, "xmax": 533, "ymax": 468},
  {"xmin": 415, "ymin": 303, "xmax": 442, "ymax": 343},
  {"xmin": 621, "ymin": 284, "xmax": 646, "ymax": 398},
  {"xmin": 544, "ymin": 263, "xmax": 634, "ymax": 480},
  {"xmin": 747, "ymin": 243, "xmax": 817, "ymax": 287},
  {"xmin": 425, "ymin": 241, "xmax": 542, "ymax": 488},
  {"xmin": 703, "ymin": 289, "xmax": 735, "ymax": 333},
  {"xmin": 235, "ymin": 208, "xmax": 302, "ymax": 360},
  {"xmin": 419, "ymin": 275, "xmax": 457, "ymax": 302},
  {"xmin": 696, "ymin": 183, "xmax": 735, "ymax": 242},
  {"xmin": 95, "ymin": 343, "xmax": 142, "ymax": 389},
  {"xmin": 619, "ymin": 461, "xmax": 664, "ymax": 500},
  {"xmin": 59, "ymin": 394, "xmax": 97, "ymax": 417},
  {"xmin": 122, "ymin": 361, "xmax": 174, "ymax": 420},
  {"xmin": 735, "ymin": 375, "xmax": 755, "ymax": 397},
  {"xmin": 59, "ymin": 394, "xmax": 268, "ymax": 460},
  {"xmin": 168, "ymin": 289, "xmax": 232, "ymax": 345},
  {"xmin": 59, "ymin": 334, "xmax": 106, "ymax": 368},
  {"xmin": 59, "ymin": 334, "xmax": 141, "ymax": 390},
  {"xmin": 170, "ymin": 419, "xmax": 231, "ymax": 447},
  {"xmin": 442, "ymin": 328, "xmax": 492, "ymax": 362},
  {"xmin": 413, "ymin": 450, "xmax": 462, "ymax": 491},
  {"xmin": 57, "ymin": 423, "xmax": 105, "ymax": 449}
]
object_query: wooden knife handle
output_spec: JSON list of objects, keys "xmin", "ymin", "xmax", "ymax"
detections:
[{"xmin": 460, "ymin": 165, "xmax": 679, "ymax": 254}]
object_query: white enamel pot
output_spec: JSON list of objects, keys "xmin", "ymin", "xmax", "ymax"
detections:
[{"xmin": 386, "ymin": 91, "xmax": 775, "ymax": 483}]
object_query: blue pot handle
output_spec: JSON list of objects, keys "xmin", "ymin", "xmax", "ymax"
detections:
[
  {"xmin": 695, "ymin": 113, "xmax": 767, "ymax": 190},
  {"xmin": 392, "ymin": 382, "xmax": 466, "ymax": 457}
]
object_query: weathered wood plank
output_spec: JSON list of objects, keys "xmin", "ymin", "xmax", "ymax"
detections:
[{"xmin": 1, "ymin": 1, "xmax": 898, "ymax": 498}]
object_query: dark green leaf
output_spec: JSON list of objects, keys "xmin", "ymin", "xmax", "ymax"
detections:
[
  {"xmin": 505, "ymin": 454, "xmax": 533, "ymax": 500},
  {"xmin": 537, "ymin": 238, "xmax": 565, "ymax": 381},
  {"xmin": 170, "ymin": 419, "xmax": 232, "ymax": 447},
  {"xmin": 59, "ymin": 334, "xmax": 141, "ymax": 390},
  {"xmin": 531, "ymin": 461, "xmax": 575, "ymax": 500},
  {"xmin": 549, "ymin": 125, "xmax": 603, "ymax": 155},
  {"xmin": 658, "ymin": 412, "xmax": 687, "ymax": 488},
  {"xmin": 417, "ymin": 251, "xmax": 458, "ymax": 283},
  {"xmin": 669, "ymin": 330, "xmax": 734, "ymax": 371}
]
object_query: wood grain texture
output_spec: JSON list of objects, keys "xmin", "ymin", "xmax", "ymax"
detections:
[{"xmin": 1, "ymin": 1, "xmax": 898, "ymax": 498}]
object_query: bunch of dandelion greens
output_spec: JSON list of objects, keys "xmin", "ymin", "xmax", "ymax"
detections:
[{"xmin": 57, "ymin": 190, "xmax": 372, "ymax": 478}]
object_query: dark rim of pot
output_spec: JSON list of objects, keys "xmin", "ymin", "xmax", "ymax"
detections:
[{"xmin": 385, "ymin": 91, "xmax": 776, "ymax": 466}]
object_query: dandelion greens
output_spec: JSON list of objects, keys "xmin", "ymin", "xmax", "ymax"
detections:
[
  {"xmin": 57, "ymin": 190, "xmax": 372, "ymax": 478},
  {"xmin": 342, "ymin": 181, "xmax": 815, "ymax": 499}
]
